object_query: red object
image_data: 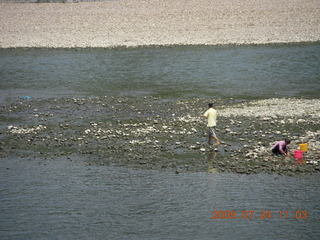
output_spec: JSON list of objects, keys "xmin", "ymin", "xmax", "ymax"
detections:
[{"xmin": 294, "ymin": 150, "xmax": 303, "ymax": 159}]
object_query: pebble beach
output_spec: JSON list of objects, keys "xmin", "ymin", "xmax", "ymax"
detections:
[
  {"xmin": 0, "ymin": 0, "xmax": 320, "ymax": 48},
  {"xmin": 1, "ymin": 97, "xmax": 320, "ymax": 175}
]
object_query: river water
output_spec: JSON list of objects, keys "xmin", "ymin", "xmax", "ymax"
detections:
[
  {"xmin": 1, "ymin": 156, "xmax": 320, "ymax": 240},
  {"xmin": 0, "ymin": 44, "xmax": 319, "ymax": 103},
  {"xmin": 0, "ymin": 44, "xmax": 320, "ymax": 239}
]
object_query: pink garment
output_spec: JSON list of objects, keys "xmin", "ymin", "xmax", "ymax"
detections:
[{"xmin": 272, "ymin": 140, "xmax": 287, "ymax": 154}]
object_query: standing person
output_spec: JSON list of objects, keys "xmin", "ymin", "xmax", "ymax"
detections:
[
  {"xmin": 271, "ymin": 139, "xmax": 291, "ymax": 157},
  {"xmin": 203, "ymin": 103, "xmax": 221, "ymax": 146}
]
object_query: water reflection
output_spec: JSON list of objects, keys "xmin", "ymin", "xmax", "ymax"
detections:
[
  {"xmin": 295, "ymin": 158, "xmax": 306, "ymax": 165},
  {"xmin": 207, "ymin": 150, "xmax": 219, "ymax": 173}
]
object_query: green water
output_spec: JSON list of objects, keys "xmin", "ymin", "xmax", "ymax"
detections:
[{"xmin": 0, "ymin": 44, "xmax": 319, "ymax": 103}]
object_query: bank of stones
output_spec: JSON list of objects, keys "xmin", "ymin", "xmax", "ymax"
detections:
[{"xmin": 1, "ymin": 96, "xmax": 319, "ymax": 175}]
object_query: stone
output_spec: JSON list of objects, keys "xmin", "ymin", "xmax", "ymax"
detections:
[{"xmin": 297, "ymin": 119, "xmax": 306, "ymax": 123}]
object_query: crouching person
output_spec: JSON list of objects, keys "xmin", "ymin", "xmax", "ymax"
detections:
[{"xmin": 271, "ymin": 139, "xmax": 291, "ymax": 157}]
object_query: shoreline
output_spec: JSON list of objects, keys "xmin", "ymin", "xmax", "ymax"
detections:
[
  {"xmin": 1, "ymin": 41, "xmax": 320, "ymax": 50},
  {"xmin": 1, "ymin": 0, "xmax": 319, "ymax": 48}
]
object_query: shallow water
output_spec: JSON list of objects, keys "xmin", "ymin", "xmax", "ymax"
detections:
[
  {"xmin": 0, "ymin": 157, "xmax": 319, "ymax": 240},
  {"xmin": 0, "ymin": 44, "xmax": 319, "ymax": 103}
]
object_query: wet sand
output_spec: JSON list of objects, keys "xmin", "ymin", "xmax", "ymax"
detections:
[
  {"xmin": 0, "ymin": 0, "xmax": 320, "ymax": 48},
  {"xmin": 1, "ymin": 97, "xmax": 319, "ymax": 175}
]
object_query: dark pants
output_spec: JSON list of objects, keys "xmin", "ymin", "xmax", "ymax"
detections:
[{"xmin": 272, "ymin": 145, "xmax": 288, "ymax": 155}]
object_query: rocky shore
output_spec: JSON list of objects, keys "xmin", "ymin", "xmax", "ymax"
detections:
[
  {"xmin": 0, "ymin": 0, "xmax": 320, "ymax": 48},
  {"xmin": 1, "ymin": 96, "xmax": 319, "ymax": 175}
]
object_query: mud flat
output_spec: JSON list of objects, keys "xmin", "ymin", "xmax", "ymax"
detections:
[
  {"xmin": 0, "ymin": 0, "xmax": 320, "ymax": 48},
  {"xmin": 1, "ymin": 96, "xmax": 319, "ymax": 175}
]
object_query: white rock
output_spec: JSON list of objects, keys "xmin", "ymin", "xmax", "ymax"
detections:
[{"xmin": 297, "ymin": 119, "xmax": 306, "ymax": 123}]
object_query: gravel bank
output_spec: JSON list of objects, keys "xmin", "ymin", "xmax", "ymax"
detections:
[
  {"xmin": 1, "ymin": 97, "xmax": 319, "ymax": 175},
  {"xmin": 0, "ymin": 0, "xmax": 319, "ymax": 48}
]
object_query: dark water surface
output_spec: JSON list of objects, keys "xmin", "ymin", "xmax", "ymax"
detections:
[
  {"xmin": 0, "ymin": 44, "xmax": 319, "ymax": 103},
  {"xmin": 1, "ymin": 157, "xmax": 319, "ymax": 240}
]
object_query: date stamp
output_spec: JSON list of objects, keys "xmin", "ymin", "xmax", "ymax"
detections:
[{"xmin": 210, "ymin": 209, "xmax": 309, "ymax": 220}]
